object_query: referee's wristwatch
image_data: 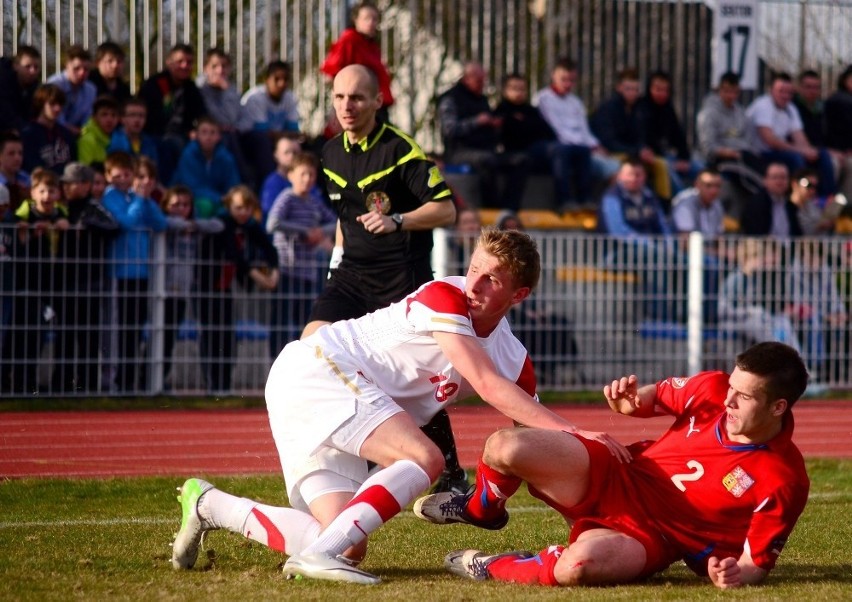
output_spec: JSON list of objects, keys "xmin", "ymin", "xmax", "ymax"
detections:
[{"xmin": 391, "ymin": 212, "xmax": 404, "ymax": 231}]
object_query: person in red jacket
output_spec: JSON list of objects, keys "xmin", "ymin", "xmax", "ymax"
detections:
[{"xmin": 320, "ymin": 1, "xmax": 393, "ymax": 126}]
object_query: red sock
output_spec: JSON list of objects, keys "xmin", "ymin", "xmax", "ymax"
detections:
[
  {"xmin": 487, "ymin": 545, "xmax": 564, "ymax": 586},
  {"xmin": 465, "ymin": 458, "xmax": 522, "ymax": 522}
]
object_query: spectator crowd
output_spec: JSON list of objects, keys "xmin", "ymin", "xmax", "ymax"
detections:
[{"xmin": 1, "ymin": 0, "xmax": 851, "ymax": 395}]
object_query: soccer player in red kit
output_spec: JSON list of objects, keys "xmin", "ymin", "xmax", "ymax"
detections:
[{"xmin": 415, "ymin": 341, "xmax": 810, "ymax": 589}]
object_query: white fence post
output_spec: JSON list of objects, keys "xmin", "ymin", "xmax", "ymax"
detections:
[{"xmin": 687, "ymin": 231, "xmax": 705, "ymax": 376}]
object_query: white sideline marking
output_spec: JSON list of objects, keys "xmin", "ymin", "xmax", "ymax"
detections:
[{"xmin": 0, "ymin": 492, "xmax": 846, "ymax": 529}]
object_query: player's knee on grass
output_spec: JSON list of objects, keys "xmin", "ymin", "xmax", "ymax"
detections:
[{"xmin": 554, "ymin": 533, "xmax": 647, "ymax": 586}]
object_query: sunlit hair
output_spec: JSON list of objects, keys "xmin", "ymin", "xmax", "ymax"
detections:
[
  {"xmin": 735, "ymin": 342, "xmax": 808, "ymax": 408},
  {"xmin": 287, "ymin": 151, "xmax": 320, "ymax": 174},
  {"xmin": 30, "ymin": 167, "xmax": 59, "ymax": 190},
  {"xmin": 474, "ymin": 228, "xmax": 540, "ymax": 291},
  {"xmin": 105, "ymin": 150, "xmax": 136, "ymax": 173},
  {"xmin": 135, "ymin": 156, "xmax": 158, "ymax": 181},
  {"xmin": 33, "ymin": 84, "xmax": 66, "ymax": 115},
  {"xmin": 161, "ymin": 184, "xmax": 194, "ymax": 217},
  {"xmin": 222, "ymin": 184, "xmax": 258, "ymax": 211}
]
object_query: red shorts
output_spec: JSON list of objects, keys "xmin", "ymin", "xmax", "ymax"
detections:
[{"xmin": 528, "ymin": 433, "xmax": 681, "ymax": 578}]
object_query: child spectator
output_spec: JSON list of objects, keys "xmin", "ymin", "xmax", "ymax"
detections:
[
  {"xmin": 53, "ymin": 162, "xmax": 118, "ymax": 393},
  {"xmin": 239, "ymin": 60, "xmax": 299, "ymax": 181},
  {"xmin": 134, "ymin": 155, "xmax": 165, "ymax": 205},
  {"xmin": 102, "ymin": 151, "xmax": 167, "ymax": 392},
  {"xmin": 159, "ymin": 185, "xmax": 223, "ymax": 389},
  {"xmin": 108, "ymin": 97, "xmax": 160, "ymax": 167},
  {"xmin": 320, "ymin": 1, "xmax": 394, "ymax": 117},
  {"xmin": 88, "ymin": 41, "xmax": 131, "ymax": 104},
  {"xmin": 0, "ymin": 131, "xmax": 31, "ymax": 210},
  {"xmin": 78, "ymin": 95, "xmax": 121, "ymax": 165},
  {"xmin": 260, "ymin": 134, "xmax": 325, "ymax": 224},
  {"xmin": 47, "ymin": 45, "xmax": 97, "ymax": 135},
  {"xmin": 266, "ymin": 152, "xmax": 335, "ymax": 357},
  {"xmin": 197, "ymin": 185, "xmax": 278, "ymax": 393},
  {"xmin": 9, "ymin": 168, "xmax": 69, "ymax": 393},
  {"xmin": 21, "ymin": 84, "xmax": 77, "ymax": 175},
  {"xmin": 171, "ymin": 116, "xmax": 241, "ymax": 218},
  {"xmin": 239, "ymin": 61, "xmax": 300, "ymax": 134},
  {"xmin": 90, "ymin": 162, "xmax": 107, "ymax": 202},
  {"xmin": 259, "ymin": 134, "xmax": 301, "ymax": 221},
  {"xmin": 197, "ymin": 48, "xmax": 241, "ymax": 133}
]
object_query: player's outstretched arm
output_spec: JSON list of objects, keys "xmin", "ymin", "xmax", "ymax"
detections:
[
  {"xmin": 603, "ymin": 376, "xmax": 657, "ymax": 417},
  {"xmin": 707, "ymin": 554, "xmax": 768, "ymax": 589},
  {"xmin": 434, "ymin": 331, "xmax": 631, "ymax": 462}
]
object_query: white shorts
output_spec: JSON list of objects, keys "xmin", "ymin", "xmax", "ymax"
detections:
[{"xmin": 266, "ymin": 340, "xmax": 405, "ymax": 511}]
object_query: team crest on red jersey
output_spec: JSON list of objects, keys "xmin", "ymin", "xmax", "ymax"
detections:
[
  {"xmin": 722, "ymin": 465, "xmax": 755, "ymax": 498},
  {"xmin": 671, "ymin": 377, "xmax": 689, "ymax": 389}
]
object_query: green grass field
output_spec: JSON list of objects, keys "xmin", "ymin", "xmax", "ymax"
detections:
[{"xmin": 2, "ymin": 459, "xmax": 851, "ymax": 601}]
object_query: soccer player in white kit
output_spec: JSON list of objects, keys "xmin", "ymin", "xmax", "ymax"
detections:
[{"xmin": 170, "ymin": 228, "xmax": 629, "ymax": 584}]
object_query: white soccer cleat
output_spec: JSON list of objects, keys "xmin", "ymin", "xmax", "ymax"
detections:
[
  {"xmin": 444, "ymin": 549, "xmax": 534, "ymax": 581},
  {"xmin": 283, "ymin": 552, "xmax": 381, "ymax": 585},
  {"xmin": 171, "ymin": 478, "xmax": 217, "ymax": 569},
  {"xmin": 413, "ymin": 491, "xmax": 508, "ymax": 530}
]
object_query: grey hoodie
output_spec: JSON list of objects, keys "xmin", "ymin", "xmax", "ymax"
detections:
[
  {"xmin": 695, "ymin": 92, "xmax": 756, "ymax": 162},
  {"xmin": 195, "ymin": 74, "xmax": 242, "ymax": 129}
]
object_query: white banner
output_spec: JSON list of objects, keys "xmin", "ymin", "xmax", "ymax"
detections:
[{"xmin": 711, "ymin": 0, "xmax": 759, "ymax": 89}]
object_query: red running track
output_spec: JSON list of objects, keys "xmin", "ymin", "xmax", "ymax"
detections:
[{"xmin": 1, "ymin": 401, "xmax": 851, "ymax": 478}]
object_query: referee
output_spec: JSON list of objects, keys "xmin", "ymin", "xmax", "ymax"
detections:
[{"xmin": 301, "ymin": 64, "xmax": 466, "ymax": 493}]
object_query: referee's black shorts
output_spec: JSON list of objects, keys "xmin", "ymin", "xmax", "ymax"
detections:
[{"xmin": 308, "ymin": 260, "xmax": 434, "ymax": 323}]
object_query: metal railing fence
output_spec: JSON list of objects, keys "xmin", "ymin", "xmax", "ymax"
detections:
[{"xmin": 2, "ymin": 224, "xmax": 850, "ymax": 397}]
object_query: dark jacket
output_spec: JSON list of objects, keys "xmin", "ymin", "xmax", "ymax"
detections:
[
  {"xmin": 590, "ymin": 93, "xmax": 642, "ymax": 155},
  {"xmin": 138, "ymin": 70, "xmax": 206, "ymax": 139},
  {"xmin": 793, "ymin": 95, "xmax": 826, "ymax": 147},
  {"xmin": 824, "ymin": 88, "xmax": 852, "ymax": 152},
  {"xmin": 493, "ymin": 99, "xmax": 555, "ymax": 152},
  {"xmin": 88, "ymin": 70, "xmax": 132, "ymax": 105},
  {"xmin": 57, "ymin": 197, "xmax": 119, "ymax": 289},
  {"xmin": 198, "ymin": 212, "xmax": 278, "ymax": 293},
  {"xmin": 0, "ymin": 57, "xmax": 38, "ymax": 133},
  {"xmin": 636, "ymin": 95, "xmax": 691, "ymax": 160},
  {"xmin": 740, "ymin": 191, "xmax": 803, "ymax": 237},
  {"xmin": 20, "ymin": 121, "xmax": 77, "ymax": 174},
  {"xmin": 437, "ymin": 82, "xmax": 497, "ymax": 156}
]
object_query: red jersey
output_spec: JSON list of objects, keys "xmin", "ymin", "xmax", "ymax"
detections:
[
  {"xmin": 320, "ymin": 28, "xmax": 394, "ymax": 106},
  {"xmin": 629, "ymin": 371, "xmax": 809, "ymax": 573}
]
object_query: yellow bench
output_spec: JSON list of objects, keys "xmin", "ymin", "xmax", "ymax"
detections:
[
  {"xmin": 477, "ymin": 208, "xmax": 598, "ymax": 231},
  {"xmin": 836, "ymin": 216, "xmax": 852, "ymax": 234}
]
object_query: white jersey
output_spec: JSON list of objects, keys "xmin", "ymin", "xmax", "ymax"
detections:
[
  {"xmin": 303, "ymin": 275, "xmax": 536, "ymax": 426},
  {"xmin": 265, "ymin": 276, "xmax": 537, "ymax": 462}
]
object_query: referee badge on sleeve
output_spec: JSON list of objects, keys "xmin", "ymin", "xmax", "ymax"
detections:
[{"xmin": 365, "ymin": 191, "xmax": 391, "ymax": 214}]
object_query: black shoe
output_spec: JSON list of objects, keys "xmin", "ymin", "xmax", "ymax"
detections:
[{"xmin": 430, "ymin": 469, "xmax": 469, "ymax": 495}]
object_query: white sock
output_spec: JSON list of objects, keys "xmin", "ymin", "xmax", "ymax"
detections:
[
  {"xmin": 301, "ymin": 459, "xmax": 431, "ymax": 557},
  {"xmin": 199, "ymin": 488, "xmax": 321, "ymax": 556}
]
